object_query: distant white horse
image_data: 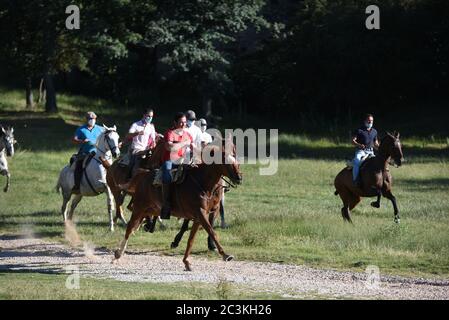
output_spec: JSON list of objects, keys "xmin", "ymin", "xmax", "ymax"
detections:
[
  {"xmin": 0, "ymin": 125, "xmax": 15, "ymax": 193},
  {"xmin": 56, "ymin": 125, "xmax": 122, "ymax": 231}
]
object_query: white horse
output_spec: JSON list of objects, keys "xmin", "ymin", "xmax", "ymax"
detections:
[
  {"xmin": 0, "ymin": 126, "xmax": 15, "ymax": 193},
  {"xmin": 56, "ymin": 125, "xmax": 123, "ymax": 231}
]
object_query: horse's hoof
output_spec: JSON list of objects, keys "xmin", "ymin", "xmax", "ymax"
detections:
[
  {"xmin": 143, "ymin": 222, "xmax": 155, "ymax": 233},
  {"xmin": 3, "ymin": 188, "xmax": 7, "ymax": 193},
  {"xmin": 184, "ymin": 263, "xmax": 192, "ymax": 271},
  {"xmin": 208, "ymin": 247, "xmax": 217, "ymax": 252},
  {"xmin": 394, "ymin": 218, "xmax": 401, "ymax": 224},
  {"xmin": 170, "ymin": 242, "xmax": 178, "ymax": 249},
  {"xmin": 371, "ymin": 201, "xmax": 380, "ymax": 208},
  {"xmin": 114, "ymin": 249, "xmax": 122, "ymax": 260},
  {"xmin": 223, "ymin": 254, "xmax": 234, "ymax": 262}
]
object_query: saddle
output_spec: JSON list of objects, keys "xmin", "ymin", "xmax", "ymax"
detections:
[
  {"xmin": 345, "ymin": 154, "xmax": 375, "ymax": 170},
  {"xmin": 69, "ymin": 153, "xmax": 95, "ymax": 169},
  {"xmin": 152, "ymin": 165, "xmax": 187, "ymax": 186},
  {"xmin": 117, "ymin": 152, "xmax": 131, "ymax": 167}
]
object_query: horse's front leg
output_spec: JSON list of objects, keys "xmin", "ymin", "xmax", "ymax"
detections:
[
  {"xmin": 371, "ymin": 190, "xmax": 381, "ymax": 208},
  {"xmin": 3, "ymin": 171, "xmax": 10, "ymax": 192},
  {"xmin": 383, "ymin": 189, "xmax": 400, "ymax": 223},
  {"xmin": 105, "ymin": 185, "xmax": 116, "ymax": 231}
]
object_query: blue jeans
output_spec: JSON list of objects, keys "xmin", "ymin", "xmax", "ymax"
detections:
[
  {"xmin": 352, "ymin": 149, "xmax": 374, "ymax": 181},
  {"xmin": 162, "ymin": 160, "xmax": 179, "ymax": 184}
]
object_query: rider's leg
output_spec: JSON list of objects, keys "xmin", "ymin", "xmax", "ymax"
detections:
[
  {"xmin": 131, "ymin": 155, "xmax": 142, "ymax": 177},
  {"xmin": 160, "ymin": 160, "xmax": 173, "ymax": 219},
  {"xmin": 73, "ymin": 156, "xmax": 84, "ymax": 193},
  {"xmin": 352, "ymin": 150, "xmax": 365, "ymax": 186}
]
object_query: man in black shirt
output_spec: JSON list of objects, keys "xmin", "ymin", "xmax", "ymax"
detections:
[{"xmin": 351, "ymin": 114, "xmax": 379, "ymax": 187}]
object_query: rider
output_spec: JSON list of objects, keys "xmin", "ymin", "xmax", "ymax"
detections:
[
  {"xmin": 160, "ymin": 112, "xmax": 193, "ymax": 219},
  {"xmin": 199, "ymin": 118, "xmax": 213, "ymax": 147},
  {"xmin": 126, "ymin": 108, "xmax": 157, "ymax": 176},
  {"xmin": 185, "ymin": 109, "xmax": 203, "ymax": 163},
  {"xmin": 351, "ymin": 113, "xmax": 379, "ymax": 187},
  {"xmin": 72, "ymin": 111, "xmax": 104, "ymax": 193}
]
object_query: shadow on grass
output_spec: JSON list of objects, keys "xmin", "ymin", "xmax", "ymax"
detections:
[
  {"xmin": 0, "ymin": 111, "xmax": 76, "ymax": 152},
  {"xmin": 278, "ymin": 141, "xmax": 449, "ymax": 161}
]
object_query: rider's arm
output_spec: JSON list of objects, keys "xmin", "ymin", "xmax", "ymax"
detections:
[
  {"xmin": 126, "ymin": 123, "xmax": 143, "ymax": 141},
  {"xmin": 72, "ymin": 129, "xmax": 88, "ymax": 145},
  {"xmin": 166, "ymin": 139, "xmax": 189, "ymax": 152},
  {"xmin": 351, "ymin": 136, "xmax": 365, "ymax": 149}
]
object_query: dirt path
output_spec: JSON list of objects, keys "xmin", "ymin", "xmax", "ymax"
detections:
[{"xmin": 0, "ymin": 235, "xmax": 448, "ymax": 299}]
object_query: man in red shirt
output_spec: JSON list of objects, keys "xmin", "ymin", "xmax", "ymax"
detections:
[{"xmin": 160, "ymin": 112, "xmax": 193, "ymax": 219}]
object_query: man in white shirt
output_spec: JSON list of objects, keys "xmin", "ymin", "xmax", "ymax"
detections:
[
  {"xmin": 126, "ymin": 108, "xmax": 157, "ymax": 175},
  {"xmin": 185, "ymin": 109, "xmax": 203, "ymax": 163},
  {"xmin": 199, "ymin": 118, "xmax": 212, "ymax": 147}
]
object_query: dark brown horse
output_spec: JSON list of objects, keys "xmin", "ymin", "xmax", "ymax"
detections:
[
  {"xmin": 334, "ymin": 132, "xmax": 404, "ymax": 223},
  {"xmin": 114, "ymin": 139, "xmax": 242, "ymax": 271}
]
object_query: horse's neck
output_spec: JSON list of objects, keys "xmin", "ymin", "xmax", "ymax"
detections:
[
  {"xmin": 374, "ymin": 144, "xmax": 391, "ymax": 170},
  {"xmin": 194, "ymin": 164, "xmax": 223, "ymax": 192},
  {"xmin": 95, "ymin": 134, "xmax": 111, "ymax": 159}
]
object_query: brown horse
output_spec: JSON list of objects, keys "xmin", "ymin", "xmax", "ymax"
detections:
[
  {"xmin": 104, "ymin": 138, "xmax": 165, "ymax": 225},
  {"xmin": 114, "ymin": 139, "xmax": 242, "ymax": 271},
  {"xmin": 170, "ymin": 178, "xmax": 227, "ymax": 251},
  {"xmin": 334, "ymin": 132, "xmax": 404, "ymax": 223}
]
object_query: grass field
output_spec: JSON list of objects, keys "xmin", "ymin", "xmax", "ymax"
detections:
[
  {"xmin": 0, "ymin": 272, "xmax": 286, "ymax": 300},
  {"xmin": 1, "ymin": 87, "xmax": 449, "ymax": 298}
]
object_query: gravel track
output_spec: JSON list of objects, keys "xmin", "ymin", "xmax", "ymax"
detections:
[{"xmin": 0, "ymin": 235, "xmax": 448, "ymax": 299}]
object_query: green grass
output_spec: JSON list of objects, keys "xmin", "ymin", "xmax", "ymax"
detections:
[
  {"xmin": 0, "ymin": 272, "xmax": 285, "ymax": 300},
  {"xmin": 1, "ymin": 87, "xmax": 449, "ymax": 299}
]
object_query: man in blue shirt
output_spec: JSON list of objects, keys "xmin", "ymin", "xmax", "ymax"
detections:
[
  {"xmin": 351, "ymin": 114, "xmax": 379, "ymax": 187},
  {"xmin": 71, "ymin": 111, "xmax": 104, "ymax": 193}
]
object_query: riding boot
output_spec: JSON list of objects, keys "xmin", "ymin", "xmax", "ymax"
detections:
[
  {"xmin": 353, "ymin": 176, "xmax": 362, "ymax": 188},
  {"xmin": 160, "ymin": 183, "xmax": 171, "ymax": 220},
  {"xmin": 72, "ymin": 160, "xmax": 83, "ymax": 193}
]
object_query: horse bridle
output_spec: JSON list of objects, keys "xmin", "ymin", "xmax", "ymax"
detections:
[{"xmin": 96, "ymin": 131, "xmax": 118, "ymax": 159}]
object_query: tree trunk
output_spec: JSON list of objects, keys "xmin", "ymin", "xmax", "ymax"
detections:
[
  {"xmin": 25, "ymin": 77, "xmax": 34, "ymax": 109},
  {"xmin": 37, "ymin": 78, "xmax": 46, "ymax": 104},
  {"xmin": 202, "ymin": 94, "xmax": 213, "ymax": 120},
  {"xmin": 44, "ymin": 74, "xmax": 57, "ymax": 113}
]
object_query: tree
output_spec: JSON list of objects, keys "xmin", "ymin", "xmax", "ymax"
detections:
[
  {"xmin": 142, "ymin": 0, "xmax": 268, "ymax": 118},
  {"xmin": 0, "ymin": 0, "xmax": 147, "ymax": 112}
]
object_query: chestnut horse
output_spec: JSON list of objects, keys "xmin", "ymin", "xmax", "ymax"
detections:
[
  {"xmin": 170, "ymin": 178, "xmax": 227, "ymax": 251},
  {"xmin": 334, "ymin": 132, "xmax": 404, "ymax": 223},
  {"xmin": 114, "ymin": 139, "xmax": 242, "ymax": 271}
]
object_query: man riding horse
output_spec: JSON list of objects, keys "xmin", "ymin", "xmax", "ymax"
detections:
[
  {"xmin": 334, "ymin": 113, "xmax": 404, "ymax": 223},
  {"xmin": 351, "ymin": 113, "xmax": 379, "ymax": 187},
  {"xmin": 126, "ymin": 108, "xmax": 157, "ymax": 177},
  {"xmin": 72, "ymin": 112, "xmax": 104, "ymax": 193},
  {"xmin": 160, "ymin": 112, "xmax": 195, "ymax": 219}
]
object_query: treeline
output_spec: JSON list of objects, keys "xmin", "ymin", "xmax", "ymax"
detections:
[{"xmin": 0, "ymin": 0, "xmax": 448, "ymax": 128}]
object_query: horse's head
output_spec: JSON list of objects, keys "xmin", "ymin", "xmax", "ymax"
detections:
[
  {"xmin": 221, "ymin": 135, "xmax": 243, "ymax": 186},
  {"xmin": 1, "ymin": 126, "xmax": 16, "ymax": 157},
  {"xmin": 381, "ymin": 131, "xmax": 404, "ymax": 167},
  {"xmin": 102, "ymin": 125, "xmax": 120, "ymax": 158}
]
